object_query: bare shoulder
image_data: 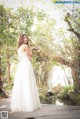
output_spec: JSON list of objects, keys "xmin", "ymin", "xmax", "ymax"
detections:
[
  {"xmin": 21, "ymin": 44, "xmax": 28, "ymax": 48},
  {"xmin": 18, "ymin": 44, "xmax": 27, "ymax": 51},
  {"xmin": 22, "ymin": 44, "xmax": 29, "ymax": 52}
]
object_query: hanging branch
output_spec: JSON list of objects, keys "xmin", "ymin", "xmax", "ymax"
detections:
[
  {"xmin": 64, "ymin": 13, "xmax": 80, "ymax": 40},
  {"xmin": 31, "ymin": 43, "xmax": 75, "ymax": 69}
]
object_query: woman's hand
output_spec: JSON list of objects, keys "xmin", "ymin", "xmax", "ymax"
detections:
[{"xmin": 24, "ymin": 44, "xmax": 32, "ymax": 60}]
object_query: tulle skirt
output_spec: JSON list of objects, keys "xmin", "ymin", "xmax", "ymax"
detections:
[{"xmin": 10, "ymin": 59, "xmax": 41, "ymax": 112}]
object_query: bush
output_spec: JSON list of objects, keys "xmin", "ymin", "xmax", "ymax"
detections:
[{"xmin": 59, "ymin": 86, "xmax": 74, "ymax": 99}]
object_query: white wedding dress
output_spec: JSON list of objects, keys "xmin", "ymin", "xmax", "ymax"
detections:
[{"xmin": 10, "ymin": 50, "xmax": 41, "ymax": 112}]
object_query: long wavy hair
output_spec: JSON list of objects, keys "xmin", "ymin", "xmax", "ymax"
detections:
[{"xmin": 17, "ymin": 34, "xmax": 29, "ymax": 48}]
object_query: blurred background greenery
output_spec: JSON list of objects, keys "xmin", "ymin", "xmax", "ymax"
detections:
[{"xmin": 0, "ymin": 0, "xmax": 80, "ymax": 105}]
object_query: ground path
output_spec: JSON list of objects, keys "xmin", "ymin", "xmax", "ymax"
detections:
[{"xmin": 0, "ymin": 98, "xmax": 80, "ymax": 119}]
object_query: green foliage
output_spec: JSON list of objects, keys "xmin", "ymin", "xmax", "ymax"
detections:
[
  {"xmin": 0, "ymin": 5, "xmax": 35, "ymax": 81},
  {"xmin": 58, "ymin": 86, "xmax": 80, "ymax": 105},
  {"xmin": 59, "ymin": 86, "xmax": 74, "ymax": 99},
  {"xmin": 39, "ymin": 85, "xmax": 57, "ymax": 104},
  {"xmin": 52, "ymin": 0, "xmax": 57, "ymax": 3},
  {"xmin": 1, "ymin": 5, "xmax": 53, "ymax": 86},
  {"xmin": 1, "ymin": 2, "xmax": 80, "ymax": 92},
  {"xmin": 4, "ymin": 85, "xmax": 13, "ymax": 90},
  {"xmin": 36, "ymin": 10, "xmax": 47, "ymax": 21}
]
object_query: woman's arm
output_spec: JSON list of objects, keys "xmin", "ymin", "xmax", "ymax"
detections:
[{"xmin": 25, "ymin": 45, "xmax": 32, "ymax": 60}]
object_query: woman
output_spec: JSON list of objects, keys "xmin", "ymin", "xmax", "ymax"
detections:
[{"xmin": 10, "ymin": 34, "xmax": 41, "ymax": 112}]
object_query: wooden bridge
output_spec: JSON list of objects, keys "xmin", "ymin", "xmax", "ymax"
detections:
[{"xmin": 0, "ymin": 98, "xmax": 80, "ymax": 119}]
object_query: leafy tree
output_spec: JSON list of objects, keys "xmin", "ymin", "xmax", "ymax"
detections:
[{"xmin": 64, "ymin": 10, "xmax": 80, "ymax": 92}]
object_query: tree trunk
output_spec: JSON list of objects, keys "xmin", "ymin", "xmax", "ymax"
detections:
[
  {"xmin": 64, "ymin": 13, "xmax": 80, "ymax": 92},
  {"xmin": 6, "ymin": 45, "xmax": 11, "ymax": 86},
  {"xmin": 7, "ymin": 61, "xmax": 10, "ymax": 85},
  {"xmin": 71, "ymin": 68, "xmax": 80, "ymax": 92},
  {"xmin": 0, "ymin": 49, "xmax": 9, "ymax": 99},
  {"xmin": 33, "ymin": 43, "xmax": 80, "ymax": 92},
  {"xmin": 0, "ymin": 57, "xmax": 2, "ymax": 81},
  {"xmin": 0, "ymin": 60, "xmax": 9, "ymax": 99}
]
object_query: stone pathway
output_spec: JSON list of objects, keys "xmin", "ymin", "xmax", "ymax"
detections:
[{"xmin": 0, "ymin": 98, "xmax": 80, "ymax": 119}]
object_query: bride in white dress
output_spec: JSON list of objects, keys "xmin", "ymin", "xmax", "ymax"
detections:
[{"xmin": 10, "ymin": 34, "xmax": 41, "ymax": 112}]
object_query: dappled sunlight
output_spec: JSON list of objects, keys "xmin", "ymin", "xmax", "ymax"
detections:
[
  {"xmin": 56, "ymin": 100, "xmax": 63, "ymax": 105},
  {"xmin": 48, "ymin": 66, "xmax": 73, "ymax": 89}
]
